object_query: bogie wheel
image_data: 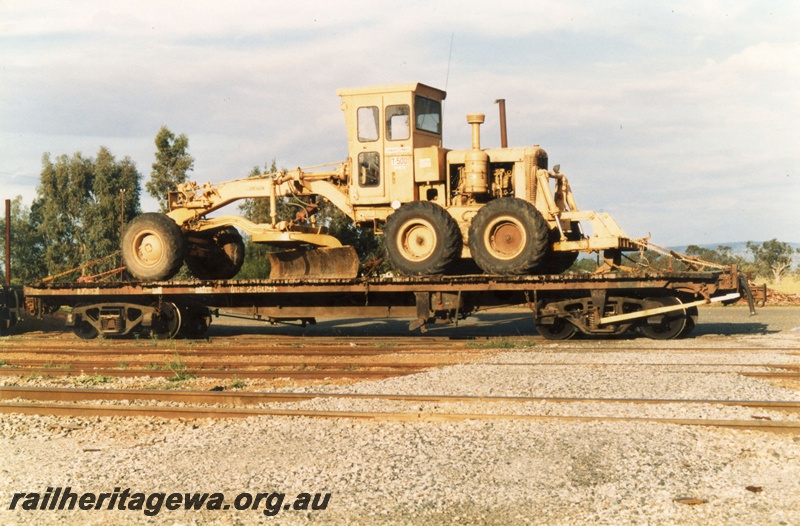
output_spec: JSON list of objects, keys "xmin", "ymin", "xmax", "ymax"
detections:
[
  {"xmin": 468, "ymin": 197, "xmax": 549, "ymax": 275},
  {"xmin": 71, "ymin": 304, "xmax": 99, "ymax": 339},
  {"xmin": 185, "ymin": 226, "xmax": 245, "ymax": 280},
  {"xmin": 0, "ymin": 313, "xmax": 12, "ymax": 337},
  {"xmin": 121, "ymin": 213, "xmax": 185, "ymax": 281},
  {"xmin": 639, "ymin": 296, "xmax": 687, "ymax": 340},
  {"xmin": 179, "ymin": 303, "xmax": 212, "ymax": 339},
  {"xmin": 534, "ymin": 317, "xmax": 578, "ymax": 340},
  {"xmin": 150, "ymin": 302, "xmax": 182, "ymax": 340},
  {"xmin": 73, "ymin": 321, "xmax": 99, "ymax": 340},
  {"xmin": 678, "ymin": 306, "xmax": 699, "ymax": 338},
  {"xmin": 384, "ymin": 201, "xmax": 462, "ymax": 275}
]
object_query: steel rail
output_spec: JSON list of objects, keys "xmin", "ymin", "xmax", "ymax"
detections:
[
  {"xmin": 2, "ymin": 359, "xmax": 797, "ymax": 373},
  {"xmin": 0, "ymin": 359, "xmax": 436, "ymax": 370},
  {"xmin": 0, "ymin": 367, "xmax": 414, "ymax": 380},
  {"xmin": 0, "ymin": 347, "xmax": 490, "ymax": 357},
  {"xmin": 1, "ymin": 400, "xmax": 797, "ymax": 433},
  {"xmin": 1, "ymin": 343, "xmax": 797, "ymax": 355},
  {"xmin": 2, "ymin": 386, "xmax": 800, "ymax": 412}
]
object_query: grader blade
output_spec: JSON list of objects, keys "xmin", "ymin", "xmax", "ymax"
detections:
[{"xmin": 268, "ymin": 246, "xmax": 360, "ymax": 280}]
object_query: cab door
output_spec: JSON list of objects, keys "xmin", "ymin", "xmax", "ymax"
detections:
[
  {"xmin": 349, "ymin": 96, "xmax": 388, "ymax": 205},
  {"xmin": 384, "ymin": 103, "xmax": 415, "ymax": 204}
]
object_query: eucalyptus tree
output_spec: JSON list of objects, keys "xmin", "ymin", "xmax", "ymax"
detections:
[
  {"xmin": 146, "ymin": 126, "xmax": 194, "ymax": 212},
  {"xmin": 34, "ymin": 148, "xmax": 141, "ymax": 279}
]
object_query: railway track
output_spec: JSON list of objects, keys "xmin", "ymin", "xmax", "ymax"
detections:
[
  {"xmin": 1, "ymin": 387, "xmax": 798, "ymax": 433},
  {"xmin": 2, "ymin": 359, "xmax": 799, "ymax": 381},
  {"xmin": 2, "ymin": 329, "xmax": 798, "ymax": 433}
]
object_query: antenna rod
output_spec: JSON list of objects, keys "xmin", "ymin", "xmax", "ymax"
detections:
[{"xmin": 444, "ymin": 33, "xmax": 454, "ymax": 92}]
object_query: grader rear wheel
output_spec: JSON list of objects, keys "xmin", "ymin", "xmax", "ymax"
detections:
[
  {"xmin": 535, "ymin": 222, "xmax": 583, "ymax": 274},
  {"xmin": 384, "ymin": 201, "xmax": 462, "ymax": 275},
  {"xmin": 121, "ymin": 213, "xmax": 185, "ymax": 281},
  {"xmin": 468, "ymin": 197, "xmax": 549, "ymax": 275},
  {"xmin": 639, "ymin": 296, "xmax": 687, "ymax": 340}
]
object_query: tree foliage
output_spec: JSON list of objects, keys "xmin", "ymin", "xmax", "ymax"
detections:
[
  {"xmin": 146, "ymin": 126, "xmax": 194, "ymax": 212},
  {"xmin": 746, "ymin": 239, "xmax": 797, "ymax": 285},
  {"xmin": 0, "ymin": 196, "xmax": 47, "ymax": 285},
  {"xmin": 684, "ymin": 245, "xmax": 747, "ymax": 267},
  {"xmin": 32, "ymin": 148, "xmax": 142, "ymax": 279}
]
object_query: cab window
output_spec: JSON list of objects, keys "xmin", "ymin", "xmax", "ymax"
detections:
[
  {"xmin": 415, "ymin": 96, "xmax": 441, "ymax": 134},
  {"xmin": 386, "ymin": 104, "xmax": 410, "ymax": 141},
  {"xmin": 357, "ymin": 152, "xmax": 380, "ymax": 187},
  {"xmin": 357, "ymin": 107, "xmax": 379, "ymax": 142}
]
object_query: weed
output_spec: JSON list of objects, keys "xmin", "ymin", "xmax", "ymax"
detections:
[
  {"xmin": 77, "ymin": 373, "xmax": 113, "ymax": 386},
  {"xmin": 228, "ymin": 376, "xmax": 246, "ymax": 389},
  {"xmin": 466, "ymin": 339, "xmax": 536, "ymax": 350},
  {"xmin": 166, "ymin": 353, "xmax": 196, "ymax": 382},
  {"xmin": 42, "ymin": 361, "xmax": 71, "ymax": 369}
]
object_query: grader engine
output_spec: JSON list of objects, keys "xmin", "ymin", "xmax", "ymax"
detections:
[{"xmin": 121, "ymin": 83, "xmax": 638, "ymax": 281}]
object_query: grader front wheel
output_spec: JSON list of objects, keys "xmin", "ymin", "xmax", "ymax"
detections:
[{"xmin": 121, "ymin": 213, "xmax": 185, "ymax": 281}]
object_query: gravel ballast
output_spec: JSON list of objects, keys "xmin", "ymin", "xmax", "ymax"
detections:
[{"xmin": 1, "ymin": 308, "xmax": 799, "ymax": 525}]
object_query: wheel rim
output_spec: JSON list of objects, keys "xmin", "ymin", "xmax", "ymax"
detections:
[
  {"xmin": 484, "ymin": 216, "xmax": 526, "ymax": 260},
  {"xmin": 132, "ymin": 229, "xmax": 166, "ymax": 269},
  {"xmin": 397, "ymin": 219, "xmax": 437, "ymax": 262}
]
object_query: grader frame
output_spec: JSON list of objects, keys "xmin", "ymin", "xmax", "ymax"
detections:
[{"xmin": 122, "ymin": 82, "xmax": 638, "ymax": 282}]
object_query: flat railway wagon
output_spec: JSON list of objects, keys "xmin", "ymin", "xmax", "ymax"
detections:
[{"xmin": 10, "ymin": 265, "xmax": 758, "ymax": 341}]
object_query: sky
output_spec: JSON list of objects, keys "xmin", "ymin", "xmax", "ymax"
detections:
[{"xmin": 1, "ymin": 0, "xmax": 798, "ymax": 246}]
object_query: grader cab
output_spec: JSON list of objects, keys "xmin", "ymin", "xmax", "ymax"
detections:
[{"xmin": 121, "ymin": 82, "xmax": 638, "ymax": 281}]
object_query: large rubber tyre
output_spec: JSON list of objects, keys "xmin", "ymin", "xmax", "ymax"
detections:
[
  {"xmin": 185, "ymin": 226, "xmax": 245, "ymax": 280},
  {"xmin": 468, "ymin": 197, "xmax": 549, "ymax": 275},
  {"xmin": 121, "ymin": 213, "xmax": 185, "ymax": 281},
  {"xmin": 384, "ymin": 201, "xmax": 462, "ymax": 275}
]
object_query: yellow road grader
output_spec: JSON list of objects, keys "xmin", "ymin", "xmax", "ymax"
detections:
[{"xmin": 121, "ymin": 83, "xmax": 638, "ymax": 281}]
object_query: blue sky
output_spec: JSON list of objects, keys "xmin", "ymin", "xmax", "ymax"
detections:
[{"xmin": 1, "ymin": 1, "xmax": 798, "ymax": 245}]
